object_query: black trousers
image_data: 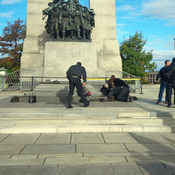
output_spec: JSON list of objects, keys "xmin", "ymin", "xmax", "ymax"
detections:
[
  {"xmin": 116, "ymin": 86, "xmax": 130, "ymax": 102},
  {"xmin": 67, "ymin": 77, "xmax": 88, "ymax": 106},
  {"xmin": 167, "ymin": 84, "xmax": 175, "ymax": 106}
]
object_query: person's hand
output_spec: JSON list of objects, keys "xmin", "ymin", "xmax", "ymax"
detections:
[{"xmin": 82, "ymin": 82, "xmax": 86, "ymax": 86}]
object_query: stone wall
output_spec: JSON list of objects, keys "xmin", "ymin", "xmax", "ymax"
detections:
[{"xmin": 21, "ymin": 0, "xmax": 122, "ymax": 78}]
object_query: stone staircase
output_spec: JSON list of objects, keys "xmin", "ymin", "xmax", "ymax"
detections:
[{"xmin": 0, "ymin": 109, "xmax": 175, "ymax": 133}]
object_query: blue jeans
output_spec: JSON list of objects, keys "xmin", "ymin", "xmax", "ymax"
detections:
[{"xmin": 158, "ymin": 82, "xmax": 168, "ymax": 102}]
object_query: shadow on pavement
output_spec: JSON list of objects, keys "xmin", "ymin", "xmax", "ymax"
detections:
[{"xmin": 130, "ymin": 133, "xmax": 175, "ymax": 175}]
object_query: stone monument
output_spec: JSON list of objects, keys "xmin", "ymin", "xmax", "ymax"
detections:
[{"xmin": 20, "ymin": 0, "xmax": 122, "ymax": 79}]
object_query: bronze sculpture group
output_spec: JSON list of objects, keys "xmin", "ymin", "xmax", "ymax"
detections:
[{"xmin": 42, "ymin": 0, "xmax": 95, "ymax": 41}]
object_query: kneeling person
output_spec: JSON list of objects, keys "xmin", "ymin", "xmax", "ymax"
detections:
[{"xmin": 100, "ymin": 75, "xmax": 131, "ymax": 102}]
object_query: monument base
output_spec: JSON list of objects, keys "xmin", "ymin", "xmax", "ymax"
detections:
[{"xmin": 43, "ymin": 42, "xmax": 98, "ymax": 78}]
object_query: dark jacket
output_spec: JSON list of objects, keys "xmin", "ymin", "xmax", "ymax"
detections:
[
  {"xmin": 156, "ymin": 66, "xmax": 166, "ymax": 83},
  {"xmin": 114, "ymin": 78, "xmax": 128, "ymax": 87},
  {"xmin": 165, "ymin": 62, "xmax": 175, "ymax": 85},
  {"xmin": 66, "ymin": 65, "xmax": 87, "ymax": 82}
]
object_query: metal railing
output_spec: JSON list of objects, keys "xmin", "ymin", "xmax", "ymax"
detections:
[
  {"xmin": 0, "ymin": 77, "xmax": 6, "ymax": 90},
  {"xmin": 6, "ymin": 70, "xmax": 20, "ymax": 85},
  {"xmin": 20, "ymin": 76, "xmax": 141, "ymax": 93},
  {"xmin": 1, "ymin": 69, "xmax": 141, "ymax": 93}
]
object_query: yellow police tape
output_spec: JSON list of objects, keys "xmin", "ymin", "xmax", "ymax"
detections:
[{"xmin": 85, "ymin": 78, "xmax": 141, "ymax": 81}]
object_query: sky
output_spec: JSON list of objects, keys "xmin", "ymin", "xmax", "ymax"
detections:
[{"xmin": 0, "ymin": 0, "xmax": 175, "ymax": 71}]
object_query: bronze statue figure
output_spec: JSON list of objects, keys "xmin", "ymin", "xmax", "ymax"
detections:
[{"xmin": 42, "ymin": 0, "xmax": 95, "ymax": 41}]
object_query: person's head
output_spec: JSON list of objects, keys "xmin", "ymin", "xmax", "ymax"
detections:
[
  {"xmin": 110, "ymin": 75, "xmax": 116, "ymax": 82},
  {"xmin": 172, "ymin": 58, "xmax": 175, "ymax": 63},
  {"xmin": 77, "ymin": 62, "xmax": 82, "ymax": 66},
  {"xmin": 165, "ymin": 60, "xmax": 170, "ymax": 67}
]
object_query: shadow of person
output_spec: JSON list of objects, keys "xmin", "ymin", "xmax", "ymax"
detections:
[{"xmin": 57, "ymin": 85, "xmax": 69, "ymax": 107}]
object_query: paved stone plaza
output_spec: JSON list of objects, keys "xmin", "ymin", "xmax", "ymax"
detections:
[
  {"xmin": 0, "ymin": 132, "xmax": 175, "ymax": 174},
  {"xmin": 0, "ymin": 85, "xmax": 175, "ymax": 174}
]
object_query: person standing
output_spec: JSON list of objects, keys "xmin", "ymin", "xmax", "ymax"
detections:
[
  {"xmin": 165, "ymin": 58, "xmax": 175, "ymax": 108},
  {"xmin": 156, "ymin": 60, "xmax": 170, "ymax": 104},
  {"xmin": 66, "ymin": 62, "xmax": 90, "ymax": 108}
]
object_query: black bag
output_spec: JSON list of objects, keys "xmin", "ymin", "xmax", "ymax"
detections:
[
  {"xmin": 164, "ymin": 67, "xmax": 175, "ymax": 82},
  {"xmin": 28, "ymin": 91, "xmax": 36, "ymax": 103},
  {"xmin": 77, "ymin": 86, "xmax": 91, "ymax": 97},
  {"xmin": 10, "ymin": 96, "xmax": 19, "ymax": 102}
]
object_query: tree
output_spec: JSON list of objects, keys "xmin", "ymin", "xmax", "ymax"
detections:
[
  {"xmin": 120, "ymin": 31, "xmax": 157, "ymax": 77},
  {"xmin": 0, "ymin": 57, "xmax": 14, "ymax": 71},
  {"xmin": 0, "ymin": 18, "xmax": 26, "ymax": 71}
]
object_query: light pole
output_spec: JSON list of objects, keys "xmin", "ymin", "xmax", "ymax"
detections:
[{"xmin": 174, "ymin": 38, "xmax": 175, "ymax": 50}]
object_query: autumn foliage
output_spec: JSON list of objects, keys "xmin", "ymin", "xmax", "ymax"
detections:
[{"xmin": 0, "ymin": 18, "xmax": 26, "ymax": 72}]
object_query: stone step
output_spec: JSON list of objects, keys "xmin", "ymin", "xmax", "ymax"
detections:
[
  {"xmin": 0, "ymin": 124, "xmax": 174, "ymax": 134},
  {"xmin": 0, "ymin": 112, "xmax": 150, "ymax": 118},
  {"xmin": 0, "ymin": 118, "xmax": 174, "ymax": 126}
]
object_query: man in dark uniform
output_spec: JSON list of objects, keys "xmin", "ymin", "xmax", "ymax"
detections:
[
  {"xmin": 165, "ymin": 58, "xmax": 175, "ymax": 108},
  {"xmin": 66, "ymin": 62, "xmax": 90, "ymax": 108},
  {"xmin": 156, "ymin": 60, "xmax": 170, "ymax": 104}
]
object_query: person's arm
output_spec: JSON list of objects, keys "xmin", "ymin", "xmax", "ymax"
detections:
[
  {"xmin": 157, "ymin": 68, "xmax": 164, "ymax": 81},
  {"xmin": 156, "ymin": 71, "xmax": 160, "ymax": 81},
  {"xmin": 66, "ymin": 66, "xmax": 71, "ymax": 79},
  {"xmin": 82, "ymin": 67, "xmax": 87, "ymax": 83}
]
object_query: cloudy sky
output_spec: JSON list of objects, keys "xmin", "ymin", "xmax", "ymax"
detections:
[{"xmin": 0, "ymin": 0, "xmax": 175, "ymax": 70}]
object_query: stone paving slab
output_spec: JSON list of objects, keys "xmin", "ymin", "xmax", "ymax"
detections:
[
  {"xmin": 127, "ymin": 155, "xmax": 175, "ymax": 164},
  {"xmin": 160, "ymin": 133, "xmax": 175, "ymax": 143},
  {"xmin": 151, "ymin": 152, "xmax": 175, "ymax": 156},
  {"xmin": 112, "ymin": 163, "xmax": 143, "ymax": 175},
  {"xmin": 0, "ymin": 134, "xmax": 8, "ymax": 142},
  {"xmin": 0, "ymin": 155, "xmax": 11, "ymax": 159},
  {"xmin": 0, "ymin": 158, "xmax": 45, "ymax": 166},
  {"xmin": 20, "ymin": 144, "xmax": 75, "ymax": 155},
  {"xmin": 11, "ymin": 155, "xmax": 38, "ymax": 159},
  {"xmin": 38, "ymin": 153, "xmax": 83, "ymax": 158},
  {"xmin": 28, "ymin": 165, "xmax": 57, "ymax": 175},
  {"xmin": 131, "ymin": 133, "xmax": 171, "ymax": 143},
  {"xmin": 45, "ymin": 156, "xmax": 127, "ymax": 165},
  {"xmin": 77, "ymin": 143, "xmax": 128, "ymax": 153},
  {"xmin": 102, "ymin": 133, "xmax": 138, "ymax": 144},
  {"xmin": 35, "ymin": 133, "xmax": 71, "ymax": 145},
  {"xmin": 84, "ymin": 152, "xmax": 152, "ymax": 157},
  {"xmin": 164, "ymin": 162, "xmax": 175, "ymax": 174},
  {"xmin": 138, "ymin": 162, "xmax": 172, "ymax": 175},
  {"xmin": 0, "ymin": 134, "xmax": 40, "ymax": 145},
  {"xmin": 126, "ymin": 156, "xmax": 158, "ymax": 163},
  {"xmin": 0, "ymin": 166, "xmax": 30, "ymax": 175},
  {"xmin": 153, "ymin": 155, "xmax": 175, "ymax": 163},
  {"xmin": 103, "ymin": 102, "xmax": 118, "ymax": 107},
  {"xmin": 0, "ymin": 144, "xmax": 25, "ymax": 155},
  {"xmin": 56, "ymin": 165, "xmax": 86, "ymax": 175},
  {"xmin": 125, "ymin": 143, "xmax": 175, "ymax": 153},
  {"xmin": 86, "ymin": 164, "xmax": 114, "ymax": 175},
  {"xmin": 71, "ymin": 133, "xmax": 104, "ymax": 144}
]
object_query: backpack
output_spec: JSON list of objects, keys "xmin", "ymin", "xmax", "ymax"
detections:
[{"xmin": 164, "ymin": 67, "xmax": 175, "ymax": 82}]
